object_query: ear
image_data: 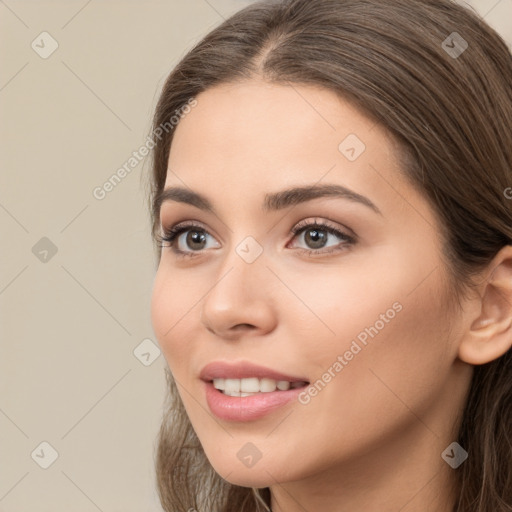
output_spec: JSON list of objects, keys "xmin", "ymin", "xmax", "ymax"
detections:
[{"xmin": 458, "ymin": 245, "xmax": 512, "ymax": 365}]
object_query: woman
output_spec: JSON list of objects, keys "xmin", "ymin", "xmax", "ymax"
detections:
[{"xmin": 147, "ymin": 0, "xmax": 512, "ymax": 510}]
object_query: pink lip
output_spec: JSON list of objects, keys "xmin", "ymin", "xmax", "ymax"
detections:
[
  {"xmin": 203, "ymin": 381, "xmax": 307, "ymax": 422},
  {"xmin": 200, "ymin": 361, "xmax": 309, "ymax": 422},
  {"xmin": 199, "ymin": 360, "xmax": 308, "ymax": 382}
]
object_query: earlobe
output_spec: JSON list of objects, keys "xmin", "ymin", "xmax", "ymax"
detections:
[{"xmin": 458, "ymin": 245, "xmax": 512, "ymax": 366}]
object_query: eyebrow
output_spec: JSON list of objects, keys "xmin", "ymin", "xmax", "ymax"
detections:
[{"xmin": 154, "ymin": 183, "xmax": 382, "ymax": 217}]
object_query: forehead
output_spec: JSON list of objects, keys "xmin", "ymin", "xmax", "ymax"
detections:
[
  {"xmin": 168, "ymin": 81, "xmax": 394, "ymax": 181},
  {"xmin": 163, "ymin": 80, "xmax": 432, "ymax": 229},
  {"xmin": 170, "ymin": 81, "xmax": 380, "ymax": 155}
]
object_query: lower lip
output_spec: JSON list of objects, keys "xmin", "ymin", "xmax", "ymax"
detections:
[{"xmin": 203, "ymin": 381, "xmax": 307, "ymax": 422}]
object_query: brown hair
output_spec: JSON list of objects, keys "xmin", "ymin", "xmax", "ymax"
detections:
[{"xmin": 147, "ymin": 0, "xmax": 512, "ymax": 510}]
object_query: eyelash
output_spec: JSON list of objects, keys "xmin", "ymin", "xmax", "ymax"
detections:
[{"xmin": 156, "ymin": 218, "xmax": 356, "ymax": 259}]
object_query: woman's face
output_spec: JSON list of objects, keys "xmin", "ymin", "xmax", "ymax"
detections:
[{"xmin": 151, "ymin": 80, "xmax": 470, "ymax": 489}]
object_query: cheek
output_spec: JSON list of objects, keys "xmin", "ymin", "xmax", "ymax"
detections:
[
  {"xmin": 150, "ymin": 268, "xmax": 192, "ymax": 371},
  {"xmin": 292, "ymin": 249, "xmax": 451, "ymax": 388},
  {"xmin": 150, "ymin": 270, "xmax": 170, "ymax": 344},
  {"xmin": 300, "ymin": 266, "xmax": 453, "ymax": 436}
]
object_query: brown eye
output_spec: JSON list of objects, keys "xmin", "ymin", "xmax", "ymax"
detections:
[
  {"xmin": 289, "ymin": 219, "xmax": 356, "ymax": 256},
  {"xmin": 302, "ymin": 228, "xmax": 328, "ymax": 249},
  {"xmin": 185, "ymin": 230, "xmax": 208, "ymax": 250},
  {"xmin": 158, "ymin": 222, "xmax": 220, "ymax": 256}
]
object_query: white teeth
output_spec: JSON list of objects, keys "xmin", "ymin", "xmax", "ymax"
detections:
[
  {"xmin": 261, "ymin": 378, "xmax": 278, "ymax": 392},
  {"xmin": 224, "ymin": 379, "xmax": 240, "ymax": 393},
  {"xmin": 213, "ymin": 378, "xmax": 225, "ymax": 390},
  {"xmin": 277, "ymin": 380, "xmax": 291, "ymax": 391},
  {"xmin": 212, "ymin": 377, "xmax": 306, "ymax": 395},
  {"xmin": 240, "ymin": 377, "xmax": 260, "ymax": 393}
]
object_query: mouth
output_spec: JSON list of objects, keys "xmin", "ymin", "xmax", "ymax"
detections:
[
  {"xmin": 200, "ymin": 361, "xmax": 310, "ymax": 421},
  {"xmin": 210, "ymin": 377, "xmax": 309, "ymax": 397},
  {"xmin": 199, "ymin": 360, "xmax": 310, "ymax": 391}
]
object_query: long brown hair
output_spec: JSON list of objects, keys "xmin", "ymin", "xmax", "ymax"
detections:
[{"xmin": 147, "ymin": 1, "xmax": 512, "ymax": 510}]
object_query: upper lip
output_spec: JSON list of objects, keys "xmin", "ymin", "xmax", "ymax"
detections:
[{"xmin": 200, "ymin": 361, "xmax": 309, "ymax": 383}]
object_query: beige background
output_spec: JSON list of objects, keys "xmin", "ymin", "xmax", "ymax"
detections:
[{"xmin": 0, "ymin": 1, "xmax": 511, "ymax": 511}]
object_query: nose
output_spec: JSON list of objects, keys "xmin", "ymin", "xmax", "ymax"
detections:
[{"xmin": 200, "ymin": 245, "xmax": 277, "ymax": 340}]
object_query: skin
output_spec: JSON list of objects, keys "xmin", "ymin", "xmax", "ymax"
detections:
[{"xmin": 151, "ymin": 79, "xmax": 512, "ymax": 512}]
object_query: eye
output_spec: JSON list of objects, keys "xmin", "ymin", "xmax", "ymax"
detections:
[
  {"xmin": 157, "ymin": 218, "xmax": 356, "ymax": 259},
  {"xmin": 156, "ymin": 221, "xmax": 220, "ymax": 258},
  {"xmin": 288, "ymin": 218, "xmax": 356, "ymax": 255}
]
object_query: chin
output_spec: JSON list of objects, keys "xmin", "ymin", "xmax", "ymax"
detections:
[
  {"xmin": 220, "ymin": 469, "xmax": 275, "ymax": 488},
  {"xmin": 202, "ymin": 452, "xmax": 277, "ymax": 487},
  {"xmin": 208, "ymin": 451, "xmax": 306, "ymax": 488}
]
